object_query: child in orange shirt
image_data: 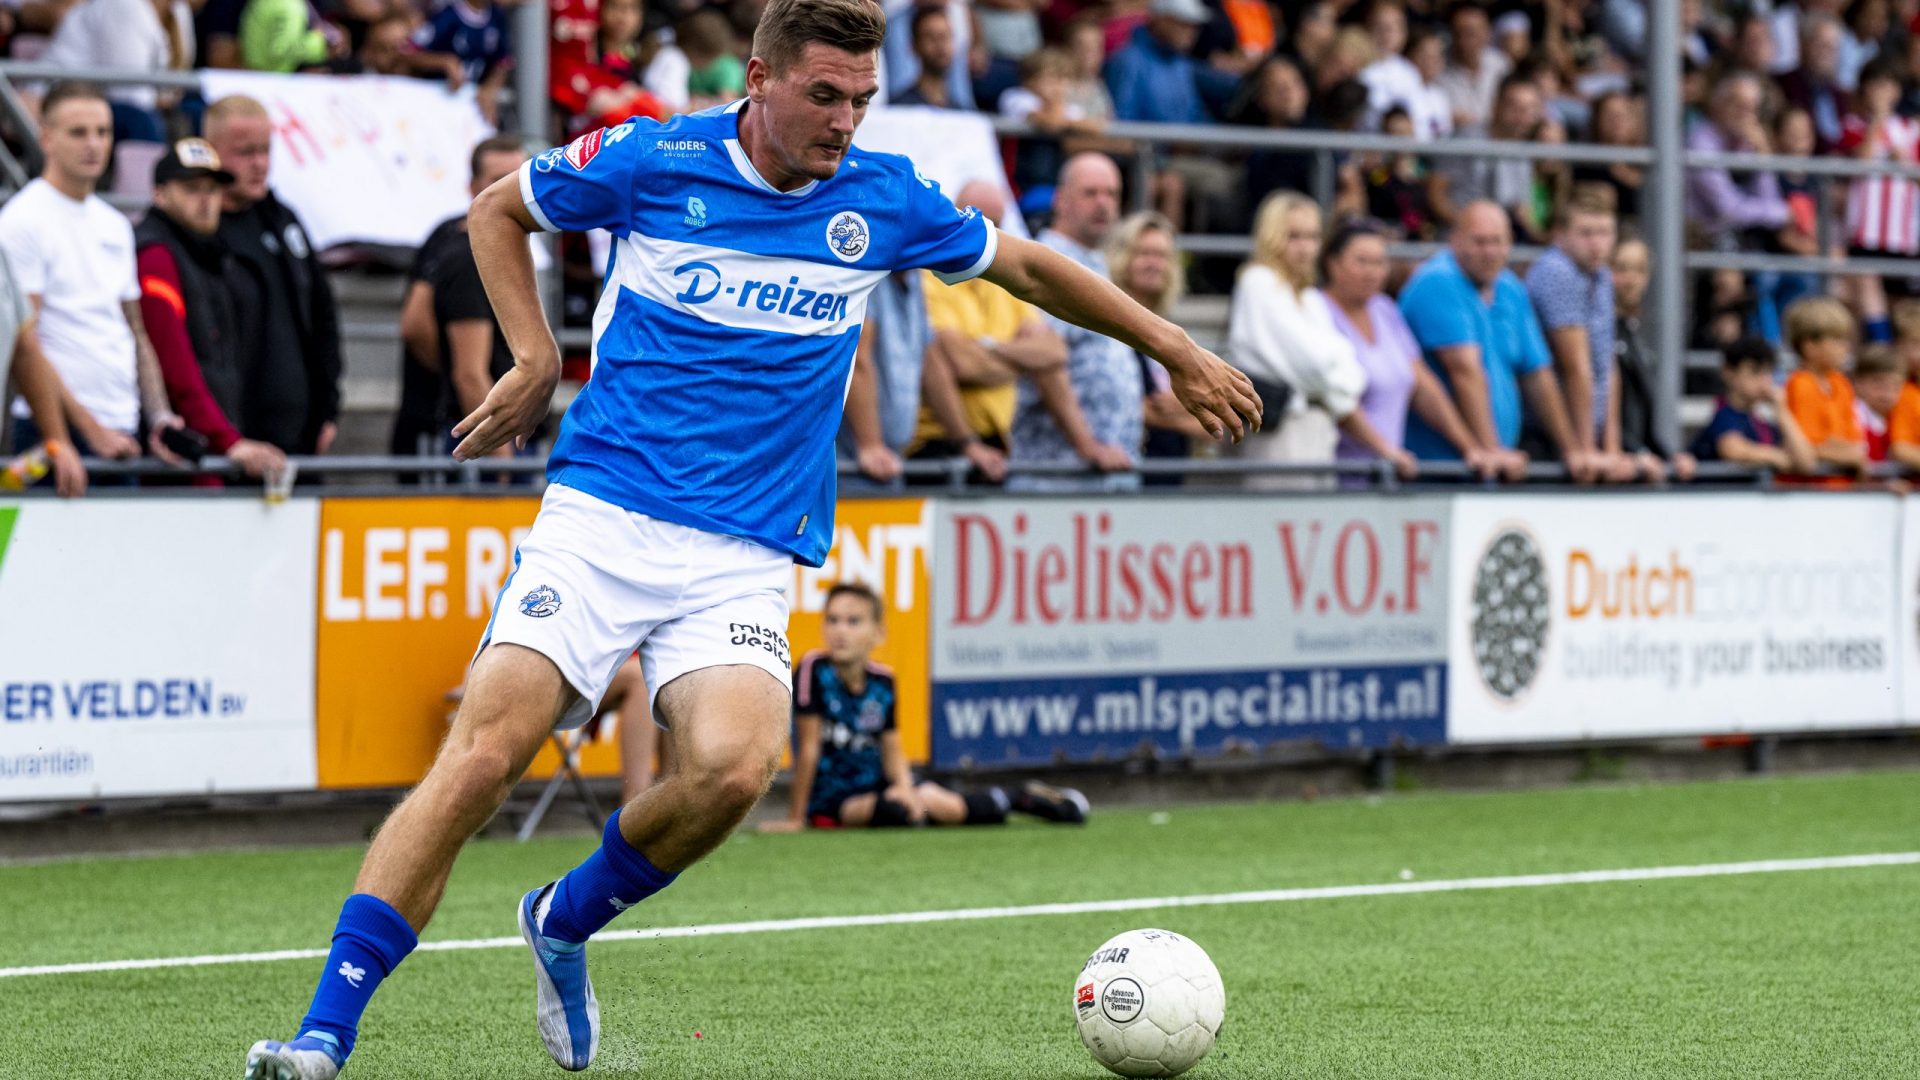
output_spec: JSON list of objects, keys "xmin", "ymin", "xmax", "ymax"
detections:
[
  {"xmin": 1852, "ymin": 344, "xmax": 1902, "ymax": 461},
  {"xmin": 1782, "ymin": 297, "xmax": 1870, "ymax": 478},
  {"xmin": 1887, "ymin": 301, "xmax": 1920, "ymax": 471}
]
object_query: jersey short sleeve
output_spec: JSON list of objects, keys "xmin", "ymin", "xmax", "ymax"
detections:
[
  {"xmin": 889, "ymin": 170, "xmax": 998, "ymax": 285},
  {"xmin": 520, "ymin": 119, "xmax": 652, "ymax": 237}
]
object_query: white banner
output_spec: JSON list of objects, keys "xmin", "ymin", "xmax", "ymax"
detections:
[
  {"xmin": 0, "ymin": 500, "xmax": 319, "ymax": 801},
  {"xmin": 1902, "ymin": 500, "xmax": 1920, "ymax": 722},
  {"xmin": 930, "ymin": 498, "xmax": 1451, "ymax": 766},
  {"xmin": 1447, "ymin": 494, "xmax": 1904, "ymax": 743},
  {"xmin": 197, "ymin": 71, "xmax": 491, "ymax": 250},
  {"xmin": 856, "ymin": 106, "xmax": 1028, "ymax": 238}
]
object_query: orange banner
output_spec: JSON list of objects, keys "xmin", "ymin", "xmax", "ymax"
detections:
[{"xmin": 314, "ymin": 495, "xmax": 934, "ymax": 789}]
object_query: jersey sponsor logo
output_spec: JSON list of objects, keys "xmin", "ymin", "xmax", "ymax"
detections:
[
  {"xmin": 684, "ymin": 196, "xmax": 708, "ymax": 228},
  {"xmin": 563, "ymin": 128, "xmax": 604, "ymax": 171},
  {"xmin": 519, "ymin": 584, "xmax": 563, "ymax": 618},
  {"xmin": 659, "ymin": 138, "xmax": 707, "ymax": 155},
  {"xmin": 730, "ymin": 621, "xmax": 791, "ymax": 666},
  {"xmin": 825, "ymin": 211, "xmax": 870, "ymax": 262},
  {"xmin": 669, "ymin": 260, "xmax": 852, "ymax": 323}
]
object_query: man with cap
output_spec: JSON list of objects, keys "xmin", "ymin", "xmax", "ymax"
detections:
[
  {"xmin": 135, "ymin": 137, "xmax": 288, "ymax": 479},
  {"xmin": 1104, "ymin": 0, "xmax": 1238, "ymax": 125}
]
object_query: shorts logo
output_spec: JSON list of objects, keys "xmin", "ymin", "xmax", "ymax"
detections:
[
  {"xmin": 563, "ymin": 128, "xmax": 604, "ymax": 171},
  {"xmin": 826, "ymin": 211, "xmax": 869, "ymax": 262},
  {"xmin": 520, "ymin": 585, "xmax": 563, "ymax": 618},
  {"xmin": 730, "ymin": 622, "xmax": 791, "ymax": 666}
]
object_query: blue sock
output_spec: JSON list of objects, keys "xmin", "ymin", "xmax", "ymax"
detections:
[
  {"xmin": 1868, "ymin": 317, "xmax": 1893, "ymax": 344},
  {"xmin": 297, "ymin": 894, "xmax": 418, "ymax": 1060},
  {"xmin": 539, "ymin": 809, "xmax": 677, "ymax": 944}
]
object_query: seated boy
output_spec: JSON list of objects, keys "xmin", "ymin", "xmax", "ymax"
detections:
[
  {"xmin": 1852, "ymin": 343, "xmax": 1902, "ymax": 463},
  {"xmin": 1689, "ymin": 337, "xmax": 1818, "ymax": 473},
  {"xmin": 760, "ymin": 582, "xmax": 1088, "ymax": 832}
]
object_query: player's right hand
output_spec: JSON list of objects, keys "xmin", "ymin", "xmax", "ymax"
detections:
[{"xmin": 453, "ymin": 363, "xmax": 558, "ymax": 461}]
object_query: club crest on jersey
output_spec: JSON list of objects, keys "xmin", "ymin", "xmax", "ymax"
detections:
[
  {"xmin": 520, "ymin": 584, "xmax": 562, "ymax": 618},
  {"xmin": 826, "ymin": 211, "xmax": 870, "ymax": 262}
]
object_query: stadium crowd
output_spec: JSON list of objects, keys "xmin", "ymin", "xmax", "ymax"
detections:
[{"xmin": 4, "ymin": 0, "xmax": 1920, "ymax": 492}]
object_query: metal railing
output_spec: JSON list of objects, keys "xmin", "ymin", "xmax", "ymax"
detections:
[{"xmin": 26, "ymin": 452, "xmax": 1910, "ymax": 497}]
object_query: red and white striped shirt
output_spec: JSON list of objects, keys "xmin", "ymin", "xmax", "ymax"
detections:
[{"xmin": 1841, "ymin": 113, "xmax": 1920, "ymax": 255}]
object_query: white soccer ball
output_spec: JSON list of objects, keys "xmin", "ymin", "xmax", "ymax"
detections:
[{"xmin": 1072, "ymin": 928, "xmax": 1226, "ymax": 1078}]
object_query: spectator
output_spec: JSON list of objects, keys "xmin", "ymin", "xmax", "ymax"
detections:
[
  {"xmin": 1236, "ymin": 56, "xmax": 1316, "ymax": 209},
  {"xmin": 1002, "ymin": 47, "xmax": 1105, "ymax": 193},
  {"xmin": 910, "ymin": 181, "xmax": 1066, "ymax": 485},
  {"xmin": 882, "ymin": 0, "xmax": 974, "ymax": 110},
  {"xmin": 1321, "ymin": 217, "xmax": 1505, "ymax": 477},
  {"xmin": 0, "ymin": 249, "xmax": 89, "ymax": 497},
  {"xmin": 1061, "ymin": 14, "xmax": 1116, "ymax": 123},
  {"xmin": 1885, "ymin": 304, "xmax": 1920, "ymax": 469},
  {"xmin": 975, "ymin": 0, "xmax": 1044, "ymax": 61},
  {"xmin": 1778, "ymin": 12, "xmax": 1853, "ymax": 151},
  {"xmin": 1783, "ymin": 295, "xmax": 1870, "ymax": 475},
  {"xmin": 1438, "ymin": 72, "xmax": 1553, "ymax": 241},
  {"xmin": 1570, "ymin": 91, "xmax": 1646, "ymax": 222},
  {"xmin": 239, "ymin": 0, "xmax": 345, "ymax": 73},
  {"xmin": 1380, "ymin": 23, "xmax": 1453, "ymax": 141},
  {"xmin": 39, "ymin": 0, "xmax": 193, "ymax": 143},
  {"xmin": 1493, "ymin": 10, "xmax": 1530, "ymax": 69},
  {"xmin": 843, "ymin": 270, "xmax": 928, "ymax": 485},
  {"xmin": 1359, "ymin": 0, "xmax": 1419, "ymax": 127},
  {"xmin": 1730, "ymin": 11, "xmax": 1782, "ymax": 83},
  {"xmin": 410, "ymin": 0, "xmax": 516, "ymax": 123},
  {"xmin": 1691, "ymin": 267, "xmax": 1760, "ymax": 351},
  {"xmin": 1287, "ymin": 0, "xmax": 1339, "ymax": 79},
  {"xmin": 134, "ymin": 139, "xmax": 287, "ymax": 480},
  {"xmin": 1894, "ymin": 299, "xmax": 1920, "ymax": 381},
  {"xmin": 401, "ymin": 137, "xmax": 531, "ymax": 462},
  {"xmin": 1687, "ymin": 73, "xmax": 1798, "ymax": 253},
  {"xmin": 1853, "ymin": 342, "xmax": 1901, "ymax": 461},
  {"xmin": 205, "ymin": 95, "xmax": 344, "ymax": 457},
  {"xmin": 0, "ymin": 83, "xmax": 183, "ymax": 470},
  {"xmin": 1839, "ymin": 0, "xmax": 1889, "ymax": 89},
  {"xmin": 1108, "ymin": 210, "xmax": 1214, "ymax": 483},
  {"xmin": 1525, "ymin": 186, "xmax": 1630, "ymax": 472},
  {"xmin": 1310, "ymin": 28, "xmax": 1378, "ymax": 102},
  {"xmin": 1437, "ymin": 0, "xmax": 1512, "ymax": 131},
  {"xmin": 1104, "ymin": 0, "xmax": 1236, "ymax": 125},
  {"xmin": 679, "ymin": 9, "xmax": 746, "ymax": 110},
  {"xmin": 1358, "ymin": 107, "xmax": 1438, "ymax": 239},
  {"xmin": 550, "ymin": 0, "xmax": 668, "ymax": 132},
  {"xmin": 1610, "ymin": 235, "xmax": 1698, "ymax": 480},
  {"xmin": 1008, "ymin": 153, "xmax": 1140, "ymax": 490},
  {"xmin": 1688, "ymin": 336, "xmax": 1818, "ymax": 471},
  {"xmin": 1227, "ymin": 192, "xmax": 1412, "ymax": 487},
  {"xmin": 893, "ymin": 5, "xmax": 965, "ymax": 107},
  {"xmin": 1398, "ymin": 201, "xmax": 1596, "ymax": 479},
  {"xmin": 1839, "ymin": 56, "xmax": 1920, "ymax": 342}
]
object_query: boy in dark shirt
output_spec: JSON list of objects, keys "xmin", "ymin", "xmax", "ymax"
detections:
[
  {"xmin": 1689, "ymin": 337, "xmax": 1817, "ymax": 472},
  {"xmin": 761, "ymin": 582, "xmax": 1087, "ymax": 831}
]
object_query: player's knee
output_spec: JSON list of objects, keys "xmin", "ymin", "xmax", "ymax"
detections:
[
  {"xmin": 869, "ymin": 796, "xmax": 918, "ymax": 828},
  {"xmin": 701, "ymin": 754, "xmax": 779, "ymax": 818}
]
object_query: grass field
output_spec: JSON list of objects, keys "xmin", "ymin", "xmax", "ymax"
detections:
[{"xmin": 1, "ymin": 770, "xmax": 1918, "ymax": 1079}]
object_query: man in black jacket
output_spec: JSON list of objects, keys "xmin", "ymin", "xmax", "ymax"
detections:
[{"xmin": 204, "ymin": 94, "xmax": 343, "ymax": 456}]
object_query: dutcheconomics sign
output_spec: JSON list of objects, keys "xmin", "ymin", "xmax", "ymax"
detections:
[{"xmin": 1447, "ymin": 493, "xmax": 1903, "ymax": 743}]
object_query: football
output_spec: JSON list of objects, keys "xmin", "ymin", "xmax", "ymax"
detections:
[{"xmin": 1072, "ymin": 929, "xmax": 1226, "ymax": 1078}]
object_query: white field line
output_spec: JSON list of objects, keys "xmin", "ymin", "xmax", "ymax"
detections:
[{"xmin": 3, "ymin": 851, "xmax": 1915, "ymax": 981}]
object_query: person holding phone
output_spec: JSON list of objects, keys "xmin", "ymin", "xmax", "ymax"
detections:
[{"xmin": 134, "ymin": 137, "xmax": 286, "ymax": 481}]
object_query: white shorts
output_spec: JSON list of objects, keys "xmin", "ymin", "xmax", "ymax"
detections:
[{"xmin": 476, "ymin": 483, "xmax": 794, "ymax": 729}]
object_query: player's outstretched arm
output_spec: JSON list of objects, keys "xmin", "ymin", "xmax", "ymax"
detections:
[
  {"xmin": 451, "ymin": 174, "xmax": 563, "ymax": 461},
  {"xmin": 979, "ymin": 234, "xmax": 1262, "ymax": 442}
]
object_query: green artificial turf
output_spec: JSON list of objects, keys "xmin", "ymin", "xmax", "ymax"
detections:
[{"xmin": 0, "ymin": 770, "xmax": 1916, "ymax": 1078}]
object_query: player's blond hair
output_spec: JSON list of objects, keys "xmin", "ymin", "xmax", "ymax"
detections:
[{"xmin": 751, "ymin": 0, "xmax": 885, "ymax": 74}]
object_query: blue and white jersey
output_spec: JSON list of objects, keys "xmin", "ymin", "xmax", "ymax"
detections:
[{"xmin": 519, "ymin": 101, "xmax": 997, "ymax": 566}]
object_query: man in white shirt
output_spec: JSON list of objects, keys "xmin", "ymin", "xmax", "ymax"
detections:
[
  {"xmin": 1435, "ymin": 0, "xmax": 1511, "ymax": 131},
  {"xmin": 1, "ymin": 81, "xmax": 184, "ymax": 466}
]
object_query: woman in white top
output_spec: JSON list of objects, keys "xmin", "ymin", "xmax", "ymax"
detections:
[{"xmin": 1227, "ymin": 191, "xmax": 1415, "ymax": 488}]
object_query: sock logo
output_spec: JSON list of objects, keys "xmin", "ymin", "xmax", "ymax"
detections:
[
  {"xmin": 607, "ymin": 897, "xmax": 635, "ymax": 913},
  {"xmin": 337, "ymin": 961, "xmax": 366, "ymax": 987}
]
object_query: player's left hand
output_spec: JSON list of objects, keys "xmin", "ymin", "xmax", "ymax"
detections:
[
  {"xmin": 147, "ymin": 413, "xmax": 189, "ymax": 468},
  {"xmin": 453, "ymin": 364, "xmax": 557, "ymax": 461},
  {"xmin": 1165, "ymin": 342, "xmax": 1261, "ymax": 442}
]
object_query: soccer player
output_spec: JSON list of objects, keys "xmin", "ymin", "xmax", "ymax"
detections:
[
  {"xmin": 244, "ymin": 2, "xmax": 1257, "ymax": 1076},
  {"xmin": 761, "ymin": 581, "xmax": 1086, "ymax": 832}
]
